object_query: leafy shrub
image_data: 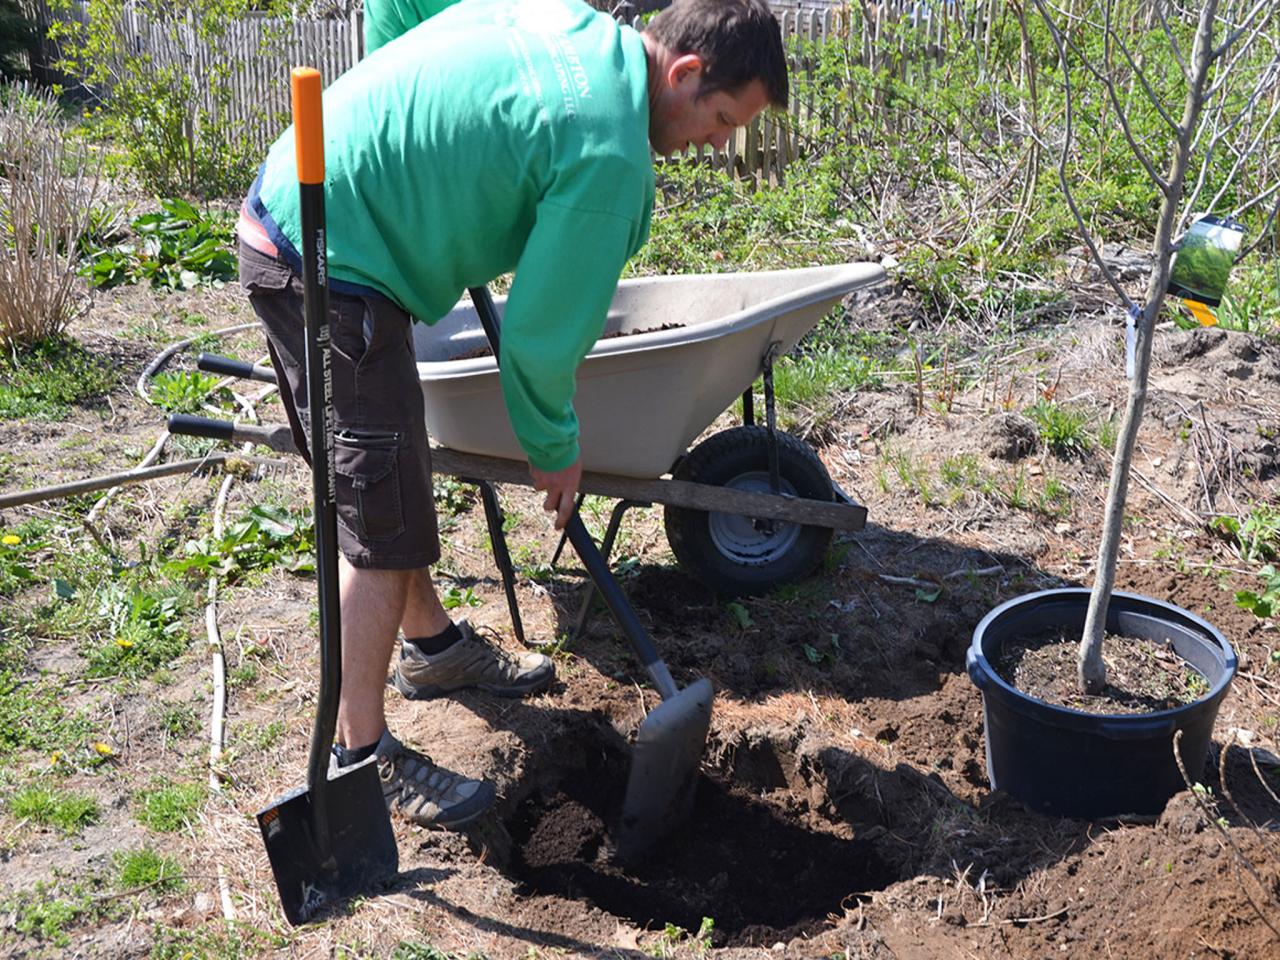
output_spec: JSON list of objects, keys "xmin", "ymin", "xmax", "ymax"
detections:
[
  {"xmin": 148, "ymin": 369, "xmax": 231, "ymax": 413},
  {"xmin": 0, "ymin": 85, "xmax": 102, "ymax": 346},
  {"xmin": 49, "ymin": 0, "xmax": 263, "ymax": 198},
  {"xmin": 81, "ymin": 198, "xmax": 236, "ymax": 290}
]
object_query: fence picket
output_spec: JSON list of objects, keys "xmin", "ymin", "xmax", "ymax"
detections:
[{"xmin": 28, "ymin": 0, "xmax": 990, "ymax": 183}]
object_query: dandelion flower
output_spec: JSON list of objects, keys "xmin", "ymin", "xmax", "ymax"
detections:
[
  {"xmin": 93, "ymin": 742, "xmax": 115, "ymax": 756},
  {"xmin": 115, "ymin": 638, "xmax": 134, "ymax": 649},
  {"xmin": 1, "ymin": 535, "xmax": 19, "ymax": 546}
]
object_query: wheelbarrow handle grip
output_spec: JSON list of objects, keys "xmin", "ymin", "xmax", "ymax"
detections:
[
  {"xmin": 197, "ymin": 352, "xmax": 279, "ymax": 385},
  {"xmin": 167, "ymin": 414, "xmax": 299, "ymax": 455},
  {"xmin": 466, "ymin": 286, "xmax": 681, "ymax": 702}
]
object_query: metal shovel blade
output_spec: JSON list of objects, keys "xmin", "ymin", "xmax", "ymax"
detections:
[
  {"xmin": 615, "ymin": 677, "xmax": 714, "ymax": 862},
  {"xmin": 256, "ymin": 762, "xmax": 398, "ymax": 926}
]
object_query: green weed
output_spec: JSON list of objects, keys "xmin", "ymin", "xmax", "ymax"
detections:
[
  {"xmin": 166, "ymin": 504, "xmax": 315, "ymax": 584},
  {"xmin": 1036, "ymin": 476, "xmax": 1073, "ymax": 518},
  {"xmin": 1211, "ymin": 504, "xmax": 1280, "ymax": 563},
  {"xmin": 8, "ymin": 784, "xmax": 100, "ymax": 833},
  {"xmin": 0, "ymin": 337, "xmax": 117, "ymax": 419},
  {"xmin": 433, "ymin": 476, "xmax": 476, "ymax": 517},
  {"xmin": 1213, "ymin": 261, "xmax": 1280, "ymax": 339},
  {"xmin": 158, "ymin": 703, "xmax": 199, "ymax": 739},
  {"xmin": 0, "ymin": 672, "xmax": 91, "ymax": 756},
  {"xmin": 136, "ymin": 778, "xmax": 204, "ymax": 832},
  {"xmin": 1027, "ymin": 399, "xmax": 1091, "ymax": 458},
  {"xmin": 148, "ymin": 369, "xmax": 232, "ymax": 414},
  {"xmin": 1235, "ymin": 564, "xmax": 1280, "ymax": 619},
  {"xmin": 441, "ymin": 585, "xmax": 482, "ymax": 611},
  {"xmin": 7, "ymin": 887, "xmax": 83, "ymax": 946},
  {"xmin": 115, "ymin": 848, "xmax": 185, "ymax": 893},
  {"xmin": 85, "ymin": 583, "xmax": 188, "ymax": 679}
]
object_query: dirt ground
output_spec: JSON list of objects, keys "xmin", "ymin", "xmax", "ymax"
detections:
[{"xmin": 0, "ymin": 277, "xmax": 1278, "ymax": 959}]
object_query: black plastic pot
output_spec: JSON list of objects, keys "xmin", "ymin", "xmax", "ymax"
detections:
[{"xmin": 967, "ymin": 588, "xmax": 1237, "ymax": 818}]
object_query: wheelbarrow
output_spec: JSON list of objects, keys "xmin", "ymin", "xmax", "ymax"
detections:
[{"xmin": 413, "ymin": 262, "xmax": 884, "ymax": 629}]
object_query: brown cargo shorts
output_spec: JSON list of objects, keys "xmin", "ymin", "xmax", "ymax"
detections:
[{"xmin": 239, "ymin": 242, "xmax": 440, "ymax": 569}]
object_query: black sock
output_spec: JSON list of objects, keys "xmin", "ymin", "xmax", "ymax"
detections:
[
  {"xmin": 332, "ymin": 739, "xmax": 377, "ymax": 768},
  {"xmin": 408, "ymin": 622, "xmax": 463, "ymax": 656}
]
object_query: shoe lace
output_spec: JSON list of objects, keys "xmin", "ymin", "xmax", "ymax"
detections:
[{"xmin": 380, "ymin": 746, "xmax": 464, "ymax": 806}]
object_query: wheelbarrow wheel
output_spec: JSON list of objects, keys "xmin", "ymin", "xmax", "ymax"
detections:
[{"xmin": 664, "ymin": 426, "xmax": 834, "ymax": 597}]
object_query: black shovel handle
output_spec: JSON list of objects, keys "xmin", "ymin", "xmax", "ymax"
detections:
[
  {"xmin": 467, "ymin": 286, "xmax": 679, "ymax": 701},
  {"xmin": 294, "ymin": 69, "xmax": 344, "ymax": 804}
]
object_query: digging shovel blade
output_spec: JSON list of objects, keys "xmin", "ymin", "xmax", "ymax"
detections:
[
  {"xmin": 256, "ymin": 761, "xmax": 398, "ymax": 926},
  {"xmin": 615, "ymin": 677, "xmax": 714, "ymax": 862}
]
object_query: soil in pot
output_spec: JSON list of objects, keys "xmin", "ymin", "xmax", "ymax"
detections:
[{"xmin": 994, "ymin": 626, "xmax": 1210, "ymax": 715}]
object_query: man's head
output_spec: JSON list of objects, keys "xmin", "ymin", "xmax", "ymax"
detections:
[{"xmin": 642, "ymin": 0, "xmax": 788, "ymax": 157}]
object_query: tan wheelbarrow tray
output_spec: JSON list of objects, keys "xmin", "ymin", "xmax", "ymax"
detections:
[
  {"xmin": 415, "ymin": 262, "xmax": 885, "ymax": 479},
  {"xmin": 416, "ymin": 262, "xmax": 886, "ymax": 604}
]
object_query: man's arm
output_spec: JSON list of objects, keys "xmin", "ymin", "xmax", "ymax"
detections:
[{"xmin": 497, "ymin": 199, "xmax": 641, "ymax": 525}]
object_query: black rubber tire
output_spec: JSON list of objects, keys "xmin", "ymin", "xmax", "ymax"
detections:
[{"xmin": 663, "ymin": 426, "xmax": 834, "ymax": 596}]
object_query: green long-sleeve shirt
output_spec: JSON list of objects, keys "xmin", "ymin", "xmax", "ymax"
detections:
[
  {"xmin": 362, "ymin": 0, "xmax": 457, "ymax": 53},
  {"xmin": 251, "ymin": 0, "xmax": 654, "ymax": 472}
]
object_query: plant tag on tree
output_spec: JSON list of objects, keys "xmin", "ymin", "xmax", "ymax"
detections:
[
  {"xmin": 1182, "ymin": 298, "xmax": 1218, "ymax": 327},
  {"xmin": 1125, "ymin": 304, "xmax": 1139, "ymax": 379},
  {"xmin": 1168, "ymin": 215, "xmax": 1245, "ymax": 307}
]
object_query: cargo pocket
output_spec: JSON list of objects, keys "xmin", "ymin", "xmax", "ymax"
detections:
[{"xmin": 334, "ymin": 431, "xmax": 404, "ymax": 542}]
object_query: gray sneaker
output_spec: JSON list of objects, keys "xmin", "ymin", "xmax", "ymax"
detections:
[
  {"xmin": 391, "ymin": 620, "xmax": 554, "ymax": 700},
  {"xmin": 329, "ymin": 729, "xmax": 495, "ymax": 829}
]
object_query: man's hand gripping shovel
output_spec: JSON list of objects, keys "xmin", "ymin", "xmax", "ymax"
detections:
[
  {"xmin": 254, "ymin": 67, "xmax": 398, "ymax": 925},
  {"xmin": 467, "ymin": 286, "xmax": 713, "ymax": 862}
]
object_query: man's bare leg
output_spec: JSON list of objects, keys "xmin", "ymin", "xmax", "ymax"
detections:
[
  {"xmin": 335, "ymin": 559, "xmax": 410, "ymax": 749},
  {"xmin": 400, "ymin": 566, "xmax": 451, "ymax": 639}
]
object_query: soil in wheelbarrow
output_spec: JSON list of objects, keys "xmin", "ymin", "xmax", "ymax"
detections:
[{"xmin": 447, "ymin": 323, "xmax": 687, "ymax": 361}]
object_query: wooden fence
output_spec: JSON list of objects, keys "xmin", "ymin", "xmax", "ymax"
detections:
[{"xmin": 28, "ymin": 0, "xmax": 1003, "ymax": 183}]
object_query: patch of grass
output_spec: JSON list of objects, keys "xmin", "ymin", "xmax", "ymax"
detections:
[
  {"xmin": 136, "ymin": 778, "xmax": 204, "ymax": 832},
  {"xmin": 0, "ymin": 672, "xmax": 92, "ymax": 756},
  {"xmin": 1036, "ymin": 476, "xmax": 1074, "ymax": 518},
  {"xmin": 0, "ymin": 337, "xmax": 118, "ymax": 419},
  {"xmin": 150, "ymin": 923, "xmax": 288, "ymax": 958},
  {"xmin": 8, "ymin": 888, "xmax": 83, "ymax": 946},
  {"xmin": 8, "ymin": 784, "xmax": 100, "ymax": 833},
  {"xmin": 1212, "ymin": 261, "xmax": 1280, "ymax": 339},
  {"xmin": 1026, "ymin": 399, "xmax": 1091, "ymax": 458},
  {"xmin": 249, "ymin": 720, "xmax": 284, "ymax": 751},
  {"xmin": 886, "ymin": 446, "xmax": 936, "ymax": 506},
  {"xmin": 115, "ymin": 848, "xmax": 185, "ymax": 893},
  {"xmin": 158, "ymin": 703, "xmax": 199, "ymax": 739}
]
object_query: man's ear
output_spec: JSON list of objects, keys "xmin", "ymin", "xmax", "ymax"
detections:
[{"xmin": 665, "ymin": 53, "xmax": 704, "ymax": 91}]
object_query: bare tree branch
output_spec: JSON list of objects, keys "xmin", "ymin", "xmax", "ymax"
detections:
[
  {"xmin": 1109, "ymin": 19, "xmax": 1183, "ymax": 131},
  {"xmin": 1032, "ymin": 0, "xmax": 1137, "ymax": 311},
  {"xmin": 1211, "ymin": 0, "xmax": 1276, "ymax": 62},
  {"xmin": 1155, "ymin": 2, "xmax": 1189, "ymax": 77},
  {"xmin": 1236, "ymin": 190, "xmax": 1280, "ymax": 260}
]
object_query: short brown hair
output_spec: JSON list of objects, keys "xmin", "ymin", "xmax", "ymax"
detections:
[{"xmin": 645, "ymin": 0, "xmax": 788, "ymax": 109}]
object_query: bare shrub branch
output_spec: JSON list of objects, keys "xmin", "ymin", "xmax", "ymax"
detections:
[{"xmin": 0, "ymin": 84, "xmax": 101, "ymax": 346}]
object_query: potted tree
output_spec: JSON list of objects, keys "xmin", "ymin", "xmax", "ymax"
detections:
[{"xmin": 966, "ymin": 1, "xmax": 1278, "ymax": 817}]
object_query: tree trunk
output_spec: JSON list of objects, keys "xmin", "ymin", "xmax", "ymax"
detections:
[{"xmin": 1077, "ymin": 1, "xmax": 1219, "ymax": 694}]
